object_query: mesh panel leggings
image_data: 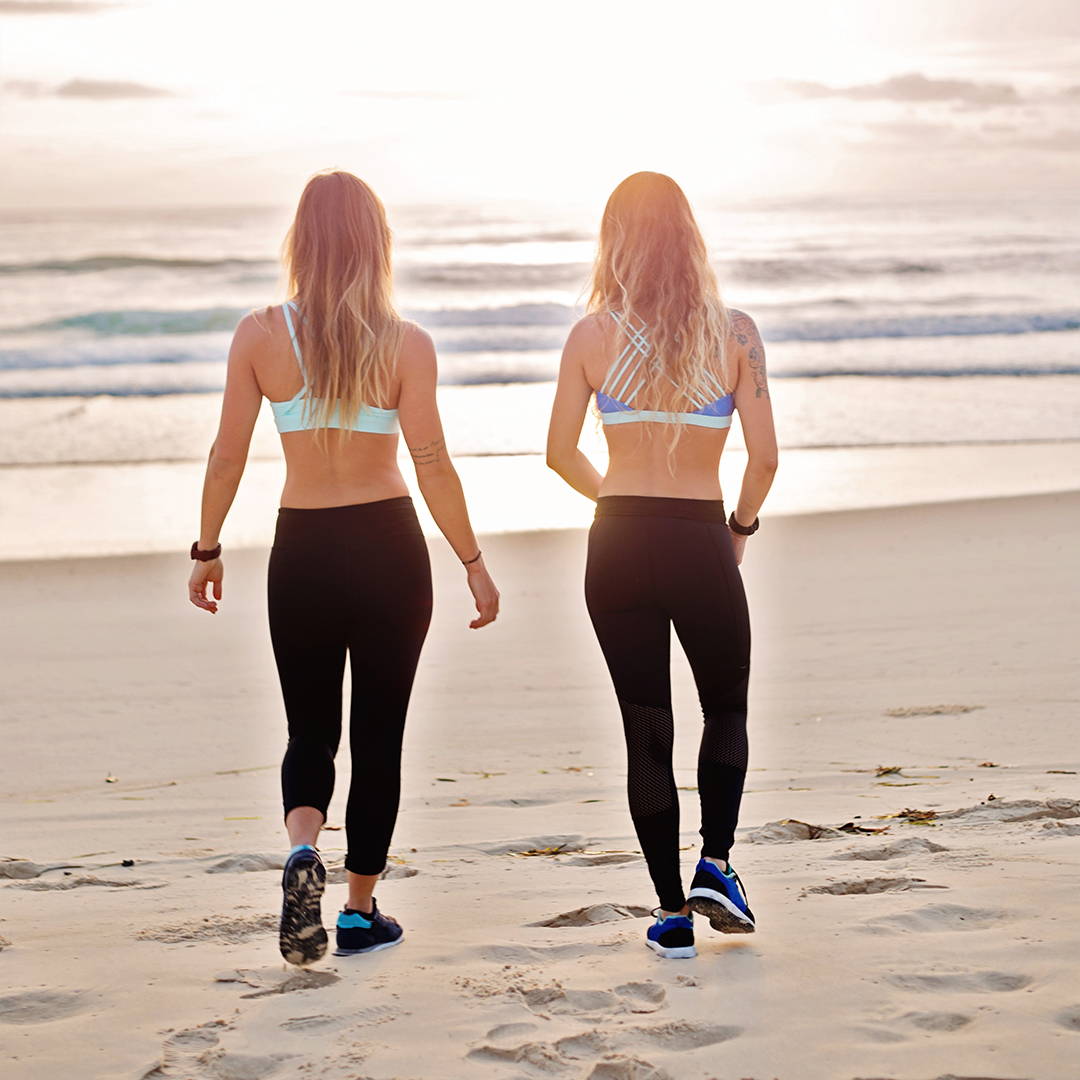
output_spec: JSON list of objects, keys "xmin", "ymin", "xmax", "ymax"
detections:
[
  {"xmin": 585, "ymin": 495, "xmax": 751, "ymax": 913},
  {"xmin": 268, "ymin": 496, "xmax": 432, "ymax": 876}
]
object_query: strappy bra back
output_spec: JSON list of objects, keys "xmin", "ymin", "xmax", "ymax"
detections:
[
  {"xmin": 595, "ymin": 311, "xmax": 734, "ymax": 428},
  {"xmin": 268, "ymin": 301, "xmax": 399, "ymax": 435}
]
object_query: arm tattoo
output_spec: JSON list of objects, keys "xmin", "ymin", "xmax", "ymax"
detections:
[
  {"xmin": 729, "ymin": 309, "xmax": 768, "ymax": 399},
  {"xmin": 409, "ymin": 437, "xmax": 446, "ymax": 466}
]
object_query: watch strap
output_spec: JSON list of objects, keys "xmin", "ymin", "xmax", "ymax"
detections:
[{"xmin": 727, "ymin": 513, "xmax": 759, "ymax": 536}]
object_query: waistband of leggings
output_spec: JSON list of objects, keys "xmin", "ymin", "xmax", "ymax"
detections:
[
  {"xmin": 276, "ymin": 495, "xmax": 416, "ymax": 524},
  {"xmin": 594, "ymin": 495, "xmax": 726, "ymax": 522}
]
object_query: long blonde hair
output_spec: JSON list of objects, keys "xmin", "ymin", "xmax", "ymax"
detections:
[
  {"xmin": 588, "ymin": 172, "xmax": 732, "ymax": 418},
  {"xmin": 282, "ymin": 170, "xmax": 404, "ymax": 433}
]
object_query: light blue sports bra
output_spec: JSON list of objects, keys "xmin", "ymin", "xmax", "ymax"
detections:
[
  {"xmin": 269, "ymin": 301, "xmax": 399, "ymax": 435},
  {"xmin": 596, "ymin": 311, "xmax": 734, "ymax": 429}
]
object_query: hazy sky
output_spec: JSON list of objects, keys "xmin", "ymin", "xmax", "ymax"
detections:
[{"xmin": 1, "ymin": 0, "xmax": 1078, "ymax": 208}]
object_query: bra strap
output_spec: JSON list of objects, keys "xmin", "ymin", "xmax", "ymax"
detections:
[{"xmin": 282, "ymin": 301, "xmax": 306, "ymax": 381}]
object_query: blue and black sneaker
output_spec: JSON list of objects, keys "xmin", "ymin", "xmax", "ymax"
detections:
[
  {"xmin": 686, "ymin": 858, "xmax": 755, "ymax": 933},
  {"xmin": 333, "ymin": 899, "xmax": 404, "ymax": 956},
  {"xmin": 645, "ymin": 910, "xmax": 697, "ymax": 959},
  {"xmin": 279, "ymin": 844, "xmax": 328, "ymax": 966}
]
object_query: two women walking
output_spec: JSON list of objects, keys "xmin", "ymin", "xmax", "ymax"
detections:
[{"xmin": 188, "ymin": 169, "xmax": 777, "ymax": 965}]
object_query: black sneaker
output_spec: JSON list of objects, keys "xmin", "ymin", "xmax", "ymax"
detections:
[
  {"xmin": 278, "ymin": 845, "xmax": 328, "ymax": 966},
  {"xmin": 333, "ymin": 899, "xmax": 404, "ymax": 956},
  {"xmin": 645, "ymin": 909, "xmax": 697, "ymax": 959}
]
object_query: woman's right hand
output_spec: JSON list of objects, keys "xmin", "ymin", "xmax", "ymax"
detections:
[
  {"xmin": 730, "ymin": 533, "xmax": 747, "ymax": 566},
  {"xmin": 466, "ymin": 559, "xmax": 499, "ymax": 629}
]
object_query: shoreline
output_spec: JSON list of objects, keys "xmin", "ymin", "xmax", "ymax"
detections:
[{"xmin": 3, "ymin": 439, "xmax": 1080, "ymax": 562}]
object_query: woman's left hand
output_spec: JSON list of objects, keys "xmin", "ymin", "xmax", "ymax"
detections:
[
  {"xmin": 189, "ymin": 558, "xmax": 223, "ymax": 613},
  {"xmin": 466, "ymin": 560, "xmax": 500, "ymax": 629}
]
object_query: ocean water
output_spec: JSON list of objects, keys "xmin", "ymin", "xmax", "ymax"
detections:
[
  {"xmin": 1, "ymin": 195, "xmax": 1079, "ymax": 558},
  {"xmin": 1, "ymin": 195, "xmax": 1079, "ymax": 462}
]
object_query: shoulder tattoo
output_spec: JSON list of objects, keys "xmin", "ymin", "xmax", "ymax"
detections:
[{"xmin": 730, "ymin": 309, "xmax": 768, "ymax": 400}]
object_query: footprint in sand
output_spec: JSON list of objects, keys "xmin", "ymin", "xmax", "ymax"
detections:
[
  {"xmin": 1042, "ymin": 821, "xmax": 1080, "ymax": 837},
  {"xmin": 521, "ymin": 982, "xmax": 666, "ymax": 1018},
  {"xmin": 898, "ymin": 1010, "xmax": 974, "ymax": 1031},
  {"xmin": 1055, "ymin": 1004, "xmax": 1080, "ymax": 1031},
  {"xmin": 144, "ymin": 1047, "xmax": 294, "ymax": 1080},
  {"xmin": 214, "ymin": 968, "xmax": 340, "ymax": 999},
  {"xmin": 13, "ymin": 874, "xmax": 166, "ymax": 891},
  {"xmin": 859, "ymin": 903, "xmax": 1009, "ymax": 935},
  {"xmin": 745, "ymin": 820, "xmax": 846, "ymax": 843},
  {"xmin": 804, "ymin": 876, "xmax": 947, "ymax": 896},
  {"xmin": 587, "ymin": 1058, "xmax": 672, "ymax": 1080},
  {"xmin": 0, "ymin": 989, "xmax": 87, "ymax": 1024},
  {"xmin": 467, "ymin": 1040, "xmax": 567, "ymax": 1070},
  {"xmin": 530, "ymin": 903, "xmax": 651, "ymax": 928},
  {"xmin": 163, "ymin": 1021, "xmax": 226, "ymax": 1052},
  {"xmin": 0, "ymin": 859, "xmax": 48, "ymax": 879},
  {"xmin": 483, "ymin": 1021, "xmax": 541, "ymax": 1043},
  {"xmin": 886, "ymin": 970, "xmax": 1032, "ymax": 993},
  {"xmin": 205, "ymin": 854, "xmax": 284, "ymax": 874},
  {"xmin": 567, "ymin": 853, "xmax": 643, "ymax": 867},
  {"xmin": 936, "ymin": 797, "xmax": 1079, "ymax": 825},
  {"xmin": 470, "ymin": 1018, "xmax": 731, "ymax": 1075},
  {"xmin": 137, "ymin": 914, "xmax": 277, "ymax": 945},
  {"xmin": 831, "ymin": 837, "xmax": 948, "ymax": 861},
  {"xmin": 278, "ymin": 1014, "xmax": 339, "ymax": 1033},
  {"xmin": 618, "ymin": 1020, "xmax": 741, "ymax": 1052}
]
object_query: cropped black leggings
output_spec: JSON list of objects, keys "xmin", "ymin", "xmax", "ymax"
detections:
[
  {"xmin": 268, "ymin": 497, "xmax": 432, "ymax": 876},
  {"xmin": 585, "ymin": 496, "xmax": 751, "ymax": 913}
]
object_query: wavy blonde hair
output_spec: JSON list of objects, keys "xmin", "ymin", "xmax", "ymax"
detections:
[
  {"xmin": 282, "ymin": 170, "xmax": 404, "ymax": 436},
  {"xmin": 588, "ymin": 172, "xmax": 732, "ymax": 420}
]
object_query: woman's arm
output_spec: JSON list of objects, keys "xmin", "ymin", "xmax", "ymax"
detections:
[
  {"xmin": 397, "ymin": 325, "xmax": 499, "ymax": 629},
  {"xmin": 546, "ymin": 317, "xmax": 604, "ymax": 500},
  {"xmin": 729, "ymin": 309, "xmax": 779, "ymax": 562},
  {"xmin": 188, "ymin": 314, "xmax": 264, "ymax": 613}
]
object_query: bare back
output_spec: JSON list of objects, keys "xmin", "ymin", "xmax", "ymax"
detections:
[
  {"xmin": 579, "ymin": 312, "xmax": 759, "ymax": 500},
  {"xmin": 250, "ymin": 306, "xmax": 409, "ymax": 509}
]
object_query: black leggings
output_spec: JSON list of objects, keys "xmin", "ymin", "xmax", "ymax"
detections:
[
  {"xmin": 585, "ymin": 495, "xmax": 751, "ymax": 913},
  {"xmin": 268, "ymin": 497, "xmax": 432, "ymax": 876}
]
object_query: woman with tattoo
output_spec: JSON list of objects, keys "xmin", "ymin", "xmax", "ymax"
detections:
[
  {"xmin": 188, "ymin": 170, "xmax": 499, "ymax": 966},
  {"xmin": 546, "ymin": 172, "xmax": 777, "ymax": 959}
]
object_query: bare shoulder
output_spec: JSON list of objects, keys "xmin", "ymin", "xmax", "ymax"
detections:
[
  {"xmin": 568, "ymin": 312, "xmax": 607, "ymax": 344},
  {"xmin": 727, "ymin": 308, "xmax": 763, "ymax": 350},
  {"xmin": 230, "ymin": 308, "xmax": 275, "ymax": 359},
  {"xmin": 395, "ymin": 321, "xmax": 437, "ymax": 378}
]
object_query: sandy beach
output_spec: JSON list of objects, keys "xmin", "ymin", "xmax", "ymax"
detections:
[{"xmin": 2, "ymin": 492, "xmax": 1079, "ymax": 1080}]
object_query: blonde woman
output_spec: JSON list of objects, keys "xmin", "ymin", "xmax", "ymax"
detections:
[
  {"xmin": 546, "ymin": 173, "xmax": 777, "ymax": 959},
  {"xmin": 188, "ymin": 171, "xmax": 499, "ymax": 966}
]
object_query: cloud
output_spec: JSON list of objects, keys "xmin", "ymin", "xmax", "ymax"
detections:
[
  {"xmin": 0, "ymin": 1, "xmax": 119, "ymax": 12},
  {"xmin": 776, "ymin": 72, "xmax": 1021, "ymax": 108},
  {"xmin": 55, "ymin": 78, "xmax": 173, "ymax": 99}
]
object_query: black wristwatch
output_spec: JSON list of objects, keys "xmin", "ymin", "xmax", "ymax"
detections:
[
  {"xmin": 190, "ymin": 541, "xmax": 222, "ymax": 561},
  {"xmin": 728, "ymin": 513, "xmax": 759, "ymax": 536}
]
